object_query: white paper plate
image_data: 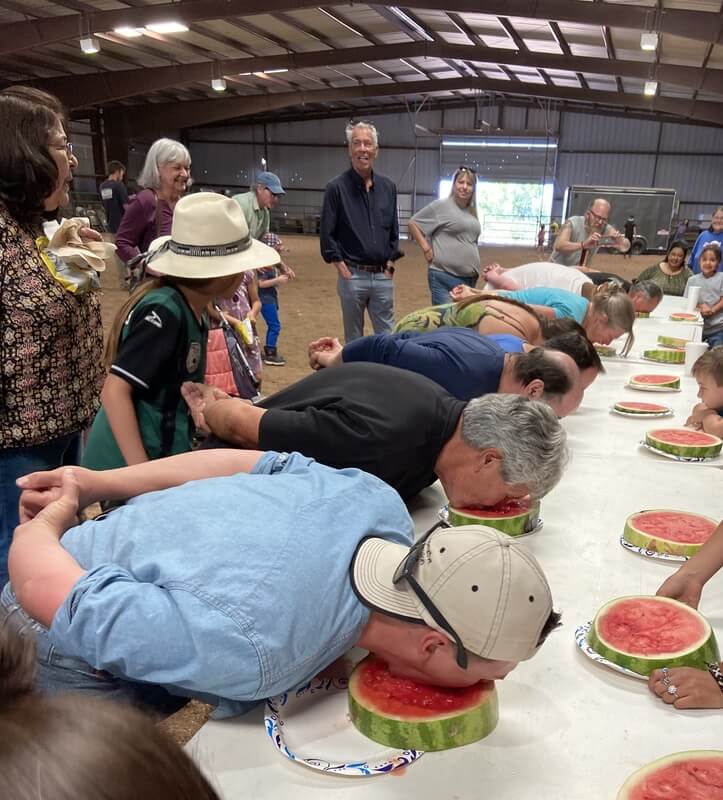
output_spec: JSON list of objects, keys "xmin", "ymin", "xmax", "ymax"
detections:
[
  {"xmin": 610, "ymin": 406, "xmax": 673, "ymax": 419},
  {"xmin": 438, "ymin": 505, "xmax": 543, "ymax": 537},
  {"xmin": 639, "ymin": 441, "xmax": 723, "ymax": 464},
  {"xmin": 265, "ymin": 677, "xmax": 424, "ymax": 776},
  {"xmin": 625, "ymin": 381, "xmax": 681, "ymax": 393},
  {"xmin": 574, "ymin": 622, "xmax": 647, "ymax": 682},
  {"xmin": 618, "ymin": 535, "xmax": 688, "ymax": 563}
]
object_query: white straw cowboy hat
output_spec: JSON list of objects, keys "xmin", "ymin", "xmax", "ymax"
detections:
[{"xmin": 145, "ymin": 193, "xmax": 280, "ymax": 279}]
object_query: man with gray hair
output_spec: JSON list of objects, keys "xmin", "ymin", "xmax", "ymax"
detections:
[
  {"xmin": 551, "ymin": 198, "xmax": 630, "ymax": 268},
  {"xmin": 232, "ymin": 171, "xmax": 285, "ymax": 240},
  {"xmin": 183, "ymin": 362, "xmax": 568, "ymax": 506},
  {"xmin": 320, "ymin": 122, "xmax": 403, "ymax": 342}
]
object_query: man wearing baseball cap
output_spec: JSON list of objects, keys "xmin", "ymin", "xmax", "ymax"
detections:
[
  {"xmin": 9, "ymin": 449, "xmax": 560, "ymax": 716},
  {"xmin": 232, "ymin": 171, "xmax": 285, "ymax": 240}
]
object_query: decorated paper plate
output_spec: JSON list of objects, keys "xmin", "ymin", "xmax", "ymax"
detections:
[
  {"xmin": 639, "ymin": 441, "xmax": 722, "ymax": 464},
  {"xmin": 265, "ymin": 677, "xmax": 423, "ymax": 776},
  {"xmin": 626, "ymin": 381, "xmax": 681, "ymax": 393},
  {"xmin": 618, "ymin": 535, "xmax": 687, "ymax": 563},
  {"xmin": 438, "ymin": 505, "xmax": 544, "ymax": 537},
  {"xmin": 574, "ymin": 622, "xmax": 647, "ymax": 682},
  {"xmin": 610, "ymin": 401, "xmax": 673, "ymax": 418}
]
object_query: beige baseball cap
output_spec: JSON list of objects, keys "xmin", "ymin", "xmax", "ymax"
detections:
[{"xmin": 352, "ymin": 525, "xmax": 554, "ymax": 662}]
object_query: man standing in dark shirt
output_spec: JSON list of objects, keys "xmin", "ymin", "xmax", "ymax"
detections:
[
  {"xmin": 623, "ymin": 216, "xmax": 636, "ymax": 259},
  {"xmin": 320, "ymin": 122, "xmax": 403, "ymax": 342},
  {"xmin": 99, "ymin": 160, "xmax": 129, "ymax": 235}
]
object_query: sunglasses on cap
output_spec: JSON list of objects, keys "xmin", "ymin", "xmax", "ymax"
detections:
[
  {"xmin": 392, "ymin": 519, "xmax": 469, "ymax": 669},
  {"xmin": 457, "ymin": 165, "xmax": 477, "ymax": 175}
]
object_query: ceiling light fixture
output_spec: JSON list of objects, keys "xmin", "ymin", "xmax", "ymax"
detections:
[
  {"xmin": 362, "ymin": 62, "xmax": 392, "ymax": 80},
  {"xmin": 264, "ymin": 68, "xmax": 288, "ymax": 74},
  {"xmin": 389, "ymin": 6, "xmax": 434, "ymax": 42},
  {"xmin": 114, "ymin": 26, "xmax": 144, "ymax": 37},
  {"xmin": 644, "ymin": 80, "xmax": 658, "ymax": 96},
  {"xmin": 79, "ymin": 36, "xmax": 100, "ymax": 54},
  {"xmin": 317, "ymin": 7, "xmax": 364, "ymax": 37},
  {"xmin": 442, "ymin": 139, "xmax": 557, "ymax": 149},
  {"xmin": 211, "ymin": 78, "xmax": 227, "ymax": 92},
  {"xmin": 399, "ymin": 58, "xmax": 426, "ymax": 77},
  {"xmin": 640, "ymin": 32, "xmax": 658, "ymax": 51},
  {"xmin": 146, "ymin": 21, "xmax": 189, "ymax": 34}
]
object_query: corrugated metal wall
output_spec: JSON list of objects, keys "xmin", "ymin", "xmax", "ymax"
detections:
[{"xmin": 186, "ymin": 104, "xmax": 723, "ymax": 226}]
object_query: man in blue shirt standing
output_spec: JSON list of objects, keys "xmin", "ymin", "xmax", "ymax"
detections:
[{"xmin": 320, "ymin": 122, "xmax": 403, "ymax": 342}]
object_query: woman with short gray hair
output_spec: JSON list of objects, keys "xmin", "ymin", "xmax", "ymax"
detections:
[{"xmin": 115, "ymin": 138, "xmax": 191, "ymax": 271}]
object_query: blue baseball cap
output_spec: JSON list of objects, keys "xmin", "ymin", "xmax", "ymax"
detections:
[{"xmin": 256, "ymin": 171, "xmax": 285, "ymax": 195}]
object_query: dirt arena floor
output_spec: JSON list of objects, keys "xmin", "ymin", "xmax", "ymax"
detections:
[{"xmin": 100, "ymin": 238, "xmax": 655, "ymax": 396}]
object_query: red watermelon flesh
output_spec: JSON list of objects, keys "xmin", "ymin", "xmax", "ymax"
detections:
[
  {"xmin": 458, "ymin": 496, "xmax": 533, "ymax": 518},
  {"xmin": 633, "ymin": 511, "xmax": 716, "ymax": 544},
  {"xmin": 353, "ymin": 656, "xmax": 489, "ymax": 719},
  {"xmin": 650, "ymin": 429, "xmax": 715, "ymax": 446},
  {"xmin": 616, "ymin": 402, "xmax": 668, "ymax": 412},
  {"xmin": 598, "ymin": 598, "xmax": 704, "ymax": 657},
  {"xmin": 632, "ymin": 374, "xmax": 678, "ymax": 385},
  {"xmin": 625, "ymin": 756, "xmax": 723, "ymax": 800}
]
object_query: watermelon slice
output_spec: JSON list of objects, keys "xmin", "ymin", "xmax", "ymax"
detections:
[
  {"xmin": 636, "ymin": 311, "xmax": 650, "ymax": 318},
  {"xmin": 614, "ymin": 401, "xmax": 669, "ymax": 415},
  {"xmin": 630, "ymin": 374, "xmax": 680, "ymax": 390},
  {"xmin": 588, "ymin": 596, "xmax": 720, "ymax": 676},
  {"xmin": 669, "ymin": 312, "xmax": 699, "ymax": 322},
  {"xmin": 448, "ymin": 496, "xmax": 541, "ymax": 536},
  {"xmin": 645, "ymin": 428, "xmax": 722, "ymax": 458},
  {"xmin": 348, "ymin": 656, "xmax": 498, "ymax": 751},
  {"xmin": 617, "ymin": 750, "xmax": 723, "ymax": 800},
  {"xmin": 594, "ymin": 344, "xmax": 617, "ymax": 357},
  {"xmin": 658, "ymin": 335, "xmax": 688, "ymax": 349},
  {"xmin": 643, "ymin": 349, "xmax": 685, "ymax": 364},
  {"xmin": 624, "ymin": 510, "xmax": 718, "ymax": 556}
]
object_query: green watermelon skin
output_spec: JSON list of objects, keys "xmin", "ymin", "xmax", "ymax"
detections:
[
  {"xmin": 348, "ymin": 657, "xmax": 499, "ymax": 751},
  {"xmin": 448, "ymin": 498, "xmax": 540, "ymax": 536},
  {"xmin": 646, "ymin": 428, "xmax": 722, "ymax": 458},
  {"xmin": 617, "ymin": 750, "xmax": 723, "ymax": 800},
  {"xmin": 588, "ymin": 597, "xmax": 720, "ymax": 676},
  {"xmin": 636, "ymin": 311, "xmax": 650, "ymax": 318},
  {"xmin": 630, "ymin": 374, "xmax": 680, "ymax": 389},
  {"xmin": 657, "ymin": 335, "xmax": 688, "ymax": 349},
  {"xmin": 624, "ymin": 510, "xmax": 717, "ymax": 557},
  {"xmin": 643, "ymin": 348, "xmax": 685, "ymax": 364}
]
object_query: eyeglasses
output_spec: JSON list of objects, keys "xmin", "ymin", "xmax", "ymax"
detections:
[
  {"xmin": 392, "ymin": 519, "xmax": 468, "ymax": 669},
  {"xmin": 587, "ymin": 209, "xmax": 608, "ymax": 224},
  {"xmin": 51, "ymin": 141, "xmax": 74, "ymax": 156}
]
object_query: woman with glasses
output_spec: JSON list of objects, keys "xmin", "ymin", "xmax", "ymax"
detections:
[
  {"xmin": 550, "ymin": 198, "xmax": 630, "ymax": 267},
  {"xmin": 0, "ymin": 86, "xmax": 105, "ymax": 585},
  {"xmin": 408, "ymin": 166, "xmax": 481, "ymax": 305}
]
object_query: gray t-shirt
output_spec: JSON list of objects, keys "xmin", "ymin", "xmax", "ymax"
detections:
[
  {"xmin": 550, "ymin": 215, "xmax": 614, "ymax": 268},
  {"xmin": 685, "ymin": 272, "xmax": 723, "ymax": 333},
  {"xmin": 411, "ymin": 197, "xmax": 481, "ymax": 278}
]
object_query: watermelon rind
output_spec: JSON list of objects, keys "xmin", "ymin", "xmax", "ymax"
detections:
[
  {"xmin": 624, "ymin": 509, "xmax": 718, "ymax": 557},
  {"xmin": 642, "ymin": 348, "xmax": 685, "ymax": 364},
  {"xmin": 617, "ymin": 750, "xmax": 723, "ymax": 800},
  {"xmin": 588, "ymin": 596, "xmax": 720, "ymax": 676},
  {"xmin": 613, "ymin": 401, "xmax": 668, "ymax": 415},
  {"xmin": 448, "ymin": 499, "xmax": 541, "ymax": 536},
  {"xmin": 348, "ymin": 657, "xmax": 499, "ymax": 751},
  {"xmin": 630, "ymin": 374, "xmax": 680, "ymax": 389},
  {"xmin": 594, "ymin": 344, "xmax": 617, "ymax": 357},
  {"xmin": 657, "ymin": 335, "xmax": 688, "ymax": 349},
  {"xmin": 669, "ymin": 312, "xmax": 698, "ymax": 321},
  {"xmin": 645, "ymin": 428, "xmax": 722, "ymax": 458},
  {"xmin": 636, "ymin": 311, "xmax": 650, "ymax": 318}
]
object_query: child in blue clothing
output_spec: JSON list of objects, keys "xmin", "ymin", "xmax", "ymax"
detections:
[
  {"xmin": 259, "ymin": 232, "xmax": 296, "ymax": 366},
  {"xmin": 685, "ymin": 243, "xmax": 723, "ymax": 347}
]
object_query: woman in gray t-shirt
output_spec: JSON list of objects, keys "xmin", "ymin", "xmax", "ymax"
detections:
[{"xmin": 408, "ymin": 167, "xmax": 481, "ymax": 304}]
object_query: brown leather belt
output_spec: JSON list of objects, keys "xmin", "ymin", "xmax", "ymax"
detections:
[{"xmin": 350, "ymin": 263, "xmax": 385, "ymax": 273}]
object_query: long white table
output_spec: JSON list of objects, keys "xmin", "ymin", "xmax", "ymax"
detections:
[{"xmin": 187, "ymin": 299, "xmax": 721, "ymax": 799}]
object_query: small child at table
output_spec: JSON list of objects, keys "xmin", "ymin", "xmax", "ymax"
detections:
[
  {"xmin": 684, "ymin": 243, "xmax": 723, "ymax": 347},
  {"xmin": 686, "ymin": 345, "xmax": 723, "ymax": 438}
]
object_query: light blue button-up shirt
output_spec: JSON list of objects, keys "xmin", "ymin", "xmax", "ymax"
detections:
[{"xmin": 50, "ymin": 452, "xmax": 414, "ymax": 715}]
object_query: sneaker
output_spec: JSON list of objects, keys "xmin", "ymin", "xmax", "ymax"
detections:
[{"xmin": 264, "ymin": 351, "xmax": 286, "ymax": 366}]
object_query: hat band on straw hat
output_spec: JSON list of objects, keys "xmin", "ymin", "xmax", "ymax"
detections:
[{"xmin": 147, "ymin": 235, "xmax": 252, "ymax": 263}]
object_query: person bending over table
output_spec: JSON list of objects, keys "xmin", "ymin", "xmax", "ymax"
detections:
[
  {"xmin": 7, "ymin": 455, "xmax": 561, "ymax": 716},
  {"xmin": 306, "ymin": 328, "xmax": 583, "ymax": 415},
  {"xmin": 183, "ymin": 364, "xmax": 568, "ymax": 508},
  {"xmin": 648, "ymin": 519, "xmax": 723, "ymax": 710}
]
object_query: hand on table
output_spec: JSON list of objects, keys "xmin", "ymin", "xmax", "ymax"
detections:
[
  {"xmin": 181, "ymin": 382, "xmax": 231, "ymax": 433},
  {"xmin": 656, "ymin": 569, "xmax": 704, "ymax": 609},
  {"xmin": 648, "ymin": 666, "xmax": 723, "ymax": 709},
  {"xmin": 686, "ymin": 402, "xmax": 713, "ymax": 429}
]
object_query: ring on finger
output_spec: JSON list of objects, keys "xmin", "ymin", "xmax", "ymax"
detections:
[{"xmin": 666, "ymin": 684, "xmax": 679, "ymax": 698}]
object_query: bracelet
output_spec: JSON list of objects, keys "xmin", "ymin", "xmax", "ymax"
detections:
[{"xmin": 707, "ymin": 662, "xmax": 723, "ymax": 693}]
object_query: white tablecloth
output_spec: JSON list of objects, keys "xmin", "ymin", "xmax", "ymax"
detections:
[{"xmin": 187, "ymin": 303, "xmax": 721, "ymax": 799}]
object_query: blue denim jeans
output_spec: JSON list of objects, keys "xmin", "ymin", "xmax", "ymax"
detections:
[
  {"xmin": 0, "ymin": 432, "xmax": 82, "ymax": 587},
  {"xmin": 337, "ymin": 267, "xmax": 394, "ymax": 342},
  {"xmin": 0, "ymin": 583, "xmax": 186, "ymax": 716},
  {"xmin": 704, "ymin": 329, "xmax": 723, "ymax": 348},
  {"xmin": 428, "ymin": 269, "xmax": 478, "ymax": 306},
  {"xmin": 261, "ymin": 300, "xmax": 281, "ymax": 348}
]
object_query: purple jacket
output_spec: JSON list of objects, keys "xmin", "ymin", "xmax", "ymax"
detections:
[{"xmin": 115, "ymin": 188, "xmax": 174, "ymax": 263}]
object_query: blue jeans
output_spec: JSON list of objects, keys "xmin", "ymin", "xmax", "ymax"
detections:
[
  {"xmin": 261, "ymin": 300, "xmax": 281, "ymax": 348},
  {"xmin": 337, "ymin": 267, "xmax": 394, "ymax": 342},
  {"xmin": 428, "ymin": 269, "xmax": 478, "ymax": 306},
  {"xmin": 0, "ymin": 432, "xmax": 82, "ymax": 587},
  {"xmin": 0, "ymin": 583, "xmax": 186, "ymax": 716},
  {"xmin": 704, "ymin": 329, "xmax": 723, "ymax": 348}
]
